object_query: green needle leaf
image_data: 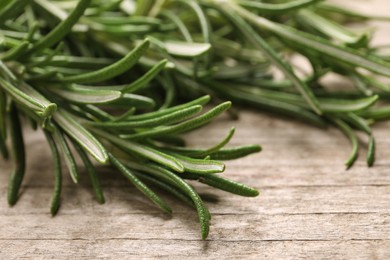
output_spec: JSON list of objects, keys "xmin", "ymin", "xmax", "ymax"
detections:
[
  {"xmin": 0, "ymin": 134, "xmax": 8, "ymax": 160},
  {"xmin": 319, "ymin": 95, "xmax": 379, "ymax": 113},
  {"xmin": 72, "ymin": 140, "xmax": 105, "ymax": 204},
  {"xmin": 53, "ymin": 109, "xmax": 108, "ymax": 164},
  {"xmin": 1, "ymin": 41, "xmax": 31, "ymax": 61},
  {"xmin": 108, "ymin": 153, "xmax": 172, "ymax": 214},
  {"xmin": 122, "ymin": 101, "xmax": 232, "ymax": 140},
  {"xmin": 43, "ymin": 130, "xmax": 62, "ymax": 216},
  {"xmin": 209, "ymin": 145, "xmax": 262, "ymax": 160},
  {"xmin": 87, "ymin": 105, "xmax": 202, "ymax": 130},
  {"xmin": 50, "ymin": 85, "xmax": 122, "ymax": 104},
  {"xmin": 238, "ymin": 0, "xmax": 323, "ymax": 14},
  {"xmin": 230, "ymin": 4, "xmax": 390, "ymax": 77},
  {"xmin": 58, "ymin": 39, "xmax": 150, "ymax": 83},
  {"xmin": 164, "ymin": 127, "xmax": 235, "ymax": 157},
  {"xmin": 132, "ymin": 163, "xmax": 210, "ymax": 239},
  {"xmin": 108, "ymin": 93, "xmax": 155, "ymax": 109},
  {"xmin": 122, "ymin": 59, "xmax": 168, "ymax": 93},
  {"xmin": 26, "ymin": 0, "xmax": 92, "ymax": 55},
  {"xmin": 331, "ymin": 118, "xmax": 358, "ymax": 169},
  {"xmin": 163, "ymin": 41, "xmax": 212, "ymax": 57},
  {"xmin": 134, "ymin": 172, "xmax": 195, "ymax": 208},
  {"xmin": 0, "ymin": 0, "xmax": 29, "ymax": 24},
  {"xmin": 218, "ymin": 5, "xmax": 323, "ymax": 115},
  {"xmin": 367, "ymin": 136, "xmax": 375, "ymax": 167},
  {"xmin": 199, "ymin": 174, "xmax": 259, "ymax": 197},
  {"xmin": 53, "ymin": 126, "xmax": 80, "ymax": 184},
  {"xmin": 122, "ymin": 95, "xmax": 210, "ymax": 121},
  {"xmin": 0, "ymin": 76, "xmax": 44, "ymax": 114},
  {"xmin": 171, "ymin": 153, "xmax": 226, "ymax": 174},
  {"xmin": 92, "ymin": 129, "xmax": 185, "ymax": 173},
  {"xmin": 7, "ymin": 106, "xmax": 26, "ymax": 206}
]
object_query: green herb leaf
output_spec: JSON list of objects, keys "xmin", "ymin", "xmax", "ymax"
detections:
[
  {"xmin": 59, "ymin": 39, "xmax": 150, "ymax": 83},
  {"xmin": 54, "ymin": 109, "xmax": 108, "ymax": 164}
]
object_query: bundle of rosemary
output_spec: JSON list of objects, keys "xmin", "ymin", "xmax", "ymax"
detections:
[
  {"xmin": 1, "ymin": 0, "xmax": 390, "ymax": 239},
  {"xmin": 0, "ymin": 0, "xmax": 261, "ymax": 239}
]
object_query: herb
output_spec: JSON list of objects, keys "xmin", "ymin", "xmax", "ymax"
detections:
[
  {"xmin": 1, "ymin": 0, "xmax": 389, "ymax": 239},
  {"xmin": 120, "ymin": 0, "xmax": 388, "ymax": 169},
  {"xmin": 0, "ymin": 0, "xmax": 261, "ymax": 240}
]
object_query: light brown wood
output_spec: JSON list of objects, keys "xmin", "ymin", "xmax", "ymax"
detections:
[
  {"xmin": 1, "ymin": 110, "xmax": 389, "ymax": 259},
  {"xmin": 1, "ymin": 1, "xmax": 390, "ymax": 259}
]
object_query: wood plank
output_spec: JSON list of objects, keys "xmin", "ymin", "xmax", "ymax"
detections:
[
  {"xmin": 1, "ymin": 240, "xmax": 389, "ymax": 259},
  {"xmin": 1, "ymin": 185, "xmax": 389, "ymax": 215},
  {"xmin": 1, "ymin": 0, "xmax": 390, "ymax": 258},
  {"xmin": 0, "ymin": 213, "xmax": 389, "ymax": 241}
]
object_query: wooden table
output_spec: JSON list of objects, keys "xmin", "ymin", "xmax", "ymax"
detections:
[{"xmin": 1, "ymin": 1, "xmax": 389, "ymax": 259}]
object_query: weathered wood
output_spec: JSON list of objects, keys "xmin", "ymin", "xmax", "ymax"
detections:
[
  {"xmin": 1, "ymin": 241, "xmax": 389, "ymax": 259},
  {"xmin": 1, "ymin": 108, "xmax": 389, "ymax": 258},
  {"xmin": 1, "ymin": 0, "xmax": 390, "ymax": 258}
]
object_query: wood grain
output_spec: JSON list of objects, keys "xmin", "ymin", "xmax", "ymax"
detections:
[{"xmin": 1, "ymin": 0, "xmax": 390, "ymax": 259}]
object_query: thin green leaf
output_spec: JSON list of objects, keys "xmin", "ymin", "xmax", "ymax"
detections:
[
  {"xmin": 367, "ymin": 136, "xmax": 375, "ymax": 167},
  {"xmin": 122, "ymin": 101, "xmax": 231, "ymax": 140},
  {"xmin": 229, "ymin": 3, "xmax": 390, "ymax": 77},
  {"xmin": 164, "ymin": 127, "xmax": 235, "ymax": 157},
  {"xmin": 88, "ymin": 105, "xmax": 202, "ymax": 130},
  {"xmin": 320, "ymin": 95, "xmax": 378, "ymax": 113},
  {"xmin": 50, "ymin": 85, "xmax": 122, "ymax": 104},
  {"xmin": 172, "ymin": 0, "xmax": 211, "ymax": 43},
  {"xmin": 124, "ymin": 161, "xmax": 210, "ymax": 239},
  {"xmin": 92, "ymin": 129, "xmax": 184, "ymax": 173},
  {"xmin": 108, "ymin": 153, "xmax": 172, "ymax": 214},
  {"xmin": 171, "ymin": 153, "xmax": 225, "ymax": 174},
  {"xmin": 341, "ymin": 113, "xmax": 371, "ymax": 134},
  {"xmin": 106, "ymin": 93, "xmax": 155, "ymax": 109},
  {"xmin": 209, "ymin": 145, "xmax": 262, "ymax": 160},
  {"xmin": 43, "ymin": 130, "xmax": 62, "ymax": 216},
  {"xmin": 0, "ymin": 76, "xmax": 44, "ymax": 114},
  {"xmin": 199, "ymin": 174, "xmax": 259, "ymax": 197},
  {"xmin": 238, "ymin": 0, "xmax": 323, "ymax": 14},
  {"xmin": 59, "ymin": 39, "xmax": 150, "ymax": 83},
  {"xmin": 72, "ymin": 140, "xmax": 105, "ymax": 204},
  {"xmin": 7, "ymin": 106, "xmax": 25, "ymax": 206},
  {"xmin": 122, "ymin": 59, "xmax": 168, "ymax": 93},
  {"xmin": 297, "ymin": 9, "xmax": 368, "ymax": 47},
  {"xmin": 0, "ymin": 134, "xmax": 8, "ymax": 159},
  {"xmin": 206, "ymin": 81, "xmax": 327, "ymax": 127},
  {"xmin": 28, "ymin": 56, "xmax": 114, "ymax": 70},
  {"xmin": 121, "ymin": 95, "xmax": 210, "ymax": 121},
  {"xmin": 357, "ymin": 107, "xmax": 390, "ymax": 121},
  {"xmin": 53, "ymin": 126, "xmax": 79, "ymax": 184},
  {"xmin": 331, "ymin": 118, "xmax": 358, "ymax": 169},
  {"xmin": 163, "ymin": 41, "xmax": 212, "ymax": 57},
  {"xmin": 160, "ymin": 10, "xmax": 193, "ymax": 42},
  {"xmin": 134, "ymin": 172, "xmax": 195, "ymax": 208},
  {"xmin": 218, "ymin": 5, "xmax": 322, "ymax": 114},
  {"xmin": 26, "ymin": 0, "xmax": 92, "ymax": 54},
  {"xmin": 53, "ymin": 109, "xmax": 108, "ymax": 164},
  {"xmin": 0, "ymin": 0, "xmax": 30, "ymax": 24},
  {"xmin": 1, "ymin": 41, "xmax": 31, "ymax": 61}
]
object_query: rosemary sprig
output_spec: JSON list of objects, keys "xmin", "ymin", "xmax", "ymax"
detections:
[
  {"xmin": 123, "ymin": 0, "xmax": 389, "ymax": 169},
  {"xmin": 1, "ymin": 0, "xmax": 390, "ymax": 239},
  {"xmin": 0, "ymin": 0, "xmax": 263, "ymax": 239}
]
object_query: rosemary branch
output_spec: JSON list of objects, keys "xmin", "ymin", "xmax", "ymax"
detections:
[
  {"xmin": 1, "ymin": 0, "xmax": 390, "ymax": 239},
  {"xmin": 0, "ymin": 0, "xmax": 262, "ymax": 240}
]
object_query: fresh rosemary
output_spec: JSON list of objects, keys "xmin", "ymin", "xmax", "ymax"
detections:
[
  {"xmin": 0, "ymin": 0, "xmax": 261, "ymax": 240},
  {"xmin": 1, "ymin": 0, "xmax": 389, "ymax": 239}
]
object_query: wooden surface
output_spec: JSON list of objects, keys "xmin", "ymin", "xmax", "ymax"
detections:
[
  {"xmin": 1, "ymin": 109, "xmax": 389, "ymax": 259},
  {"xmin": 1, "ymin": 1, "xmax": 390, "ymax": 259}
]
